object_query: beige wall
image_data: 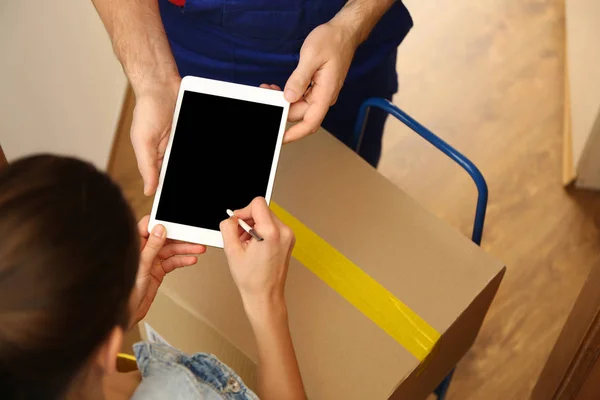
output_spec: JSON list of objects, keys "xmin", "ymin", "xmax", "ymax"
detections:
[
  {"xmin": 0, "ymin": 1, "xmax": 127, "ymax": 169},
  {"xmin": 566, "ymin": 0, "xmax": 600, "ymax": 188}
]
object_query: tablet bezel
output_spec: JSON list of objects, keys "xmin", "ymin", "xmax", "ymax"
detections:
[{"xmin": 148, "ymin": 76, "xmax": 290, "ymax": 248}]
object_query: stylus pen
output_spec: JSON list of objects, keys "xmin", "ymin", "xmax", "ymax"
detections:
[{"xmin": 226, "ymin": 209, "xmax": 264, "ymax": 242}]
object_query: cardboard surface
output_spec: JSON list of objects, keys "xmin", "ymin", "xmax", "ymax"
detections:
[{"xmin": 145, "ymin": 130, "xmax": 505, "ymax": 399}]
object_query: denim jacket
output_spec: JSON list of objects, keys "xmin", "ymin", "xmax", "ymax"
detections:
[{"xmin": 132, "ymin": 342, "xmax": 258, "ymax": 399}]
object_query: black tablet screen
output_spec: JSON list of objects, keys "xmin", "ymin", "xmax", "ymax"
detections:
[{"xmin": 156, "ymin": 90, "xmax": 284, "ymax": 231}]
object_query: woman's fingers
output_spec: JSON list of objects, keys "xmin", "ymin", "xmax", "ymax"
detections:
[
  {"xmin": 137, "ymin": 215, "xmax": 151, "ymax": 237},
  {"xmin": 160, "ymin": 255, "xmax": 199, "ymax": 273},
  {"xmin": 158, "ymin": 242, "xmax": 206, "ymax": 259}
]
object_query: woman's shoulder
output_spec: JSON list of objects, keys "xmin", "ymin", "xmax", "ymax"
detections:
[{"xmin": 131, "ymin": 342, "xmax": 258, "ymax": 400}]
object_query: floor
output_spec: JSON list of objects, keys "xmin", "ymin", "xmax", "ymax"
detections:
[{"xmin": 109, "ymin": 0, "xmax": 600, "ymax": 399}]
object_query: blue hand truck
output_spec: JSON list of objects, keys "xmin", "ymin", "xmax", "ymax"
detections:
[{"xmin": 353, "ymin": 98, "xmax": 489, "ymax": 400}]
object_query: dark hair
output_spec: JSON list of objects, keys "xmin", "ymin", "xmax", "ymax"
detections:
[{"xmin": 0, "ymin": 155, "xmax": 139, "ymax": 399}]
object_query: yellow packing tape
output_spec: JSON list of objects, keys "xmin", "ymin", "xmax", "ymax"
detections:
[
  {"xmin": 271, "ymin": 201, "xmax": 441, "ymax": 361},
  {"xmin": 117, "ymin": 353, "xmax": 137, "ymax": 362}
]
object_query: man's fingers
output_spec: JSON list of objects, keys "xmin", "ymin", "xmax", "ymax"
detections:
[
  {"xmin": 220, "ymin": 218, "xmax": 243, "ymax": 255},
  {"xmin": 260, "ymin": 84, "xmax": 282, "ymax": 91},
  {"xmin": 285, "ymin": 86, "xmax": 332, "ymax": 142},
  {"xmin": 304, "ymin": 99, "xmax": 330, "ymax": 131},
  {"xmin": 304, "ymin": 73, "xmax": 338, "ymax": 108},
  {"xmin": 284, "ymin": 75, "xmax": 336, "ymax": 142},
  {"xmin": 132, "ymin": 137, "xmax": 160, "ymax": 196},
  {"xmin": 283, "ymin": 123, "xmax": 308, "ymax": 143},
  {"xmin": 288, "ymin": 100, "xmax": 310, "ymax": 123},
  {"xmin": 284, "ymin": 117, "xmax": 321, "ymax": 143},
  {"xmin": 284, "ymin": 56, "xmax": 321, "ymax": 103},
  {"xmin": 157, "ymin": 158, "xmax": 164, "ymax": 176},
  {"xmin": 140, "ymin": 224, "xmax": 167, "ymax": 267}
]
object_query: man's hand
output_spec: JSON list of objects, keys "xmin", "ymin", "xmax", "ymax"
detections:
[
  {"xmin": 281, "ymin": 0, "xmax": 395, "ymax": 143},
  {"xmin": 129, "ymin": 215, "xmax": 206, "ymax": 327},
  {"xmin": 91, "ymin": 0, "xmax": 180, "ymax": 196},
  {"xmin": 282, "ymin": 22, "xmax": 358, "ymax": 143},
  {"xmin": 130, "ymin": 81, "xmax": 180, "ymax": 196}
]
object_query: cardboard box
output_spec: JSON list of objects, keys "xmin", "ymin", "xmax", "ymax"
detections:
[{"xmin": 142, "ymin": 130, "xmax": 505, "ymax": 399}]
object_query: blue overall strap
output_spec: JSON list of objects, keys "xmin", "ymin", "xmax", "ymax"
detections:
[{"xmin": 159, "ymin": 0, "xmax": 412, "ymax": 89}]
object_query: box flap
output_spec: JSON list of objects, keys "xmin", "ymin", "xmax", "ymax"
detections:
[{"xmin": 159, "ymin": 131, "xmax": 505, "ymax": 398}]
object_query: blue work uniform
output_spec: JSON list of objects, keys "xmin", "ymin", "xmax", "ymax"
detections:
[{"xmin": 159, "ymin": 0, "xmax": 413, "ymax": 167}]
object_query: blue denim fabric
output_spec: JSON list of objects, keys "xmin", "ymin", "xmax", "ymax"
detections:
[
  {"xmin": 132, "ymin": 342, "xmax": 258, "ymax": 400},
  {"xmin": 158, "ymin": 0, "xmax": 412, "ymax": 90},
  {"xmin": 157, "ymin": 0, "xmax": 412, "ymax": 168}
]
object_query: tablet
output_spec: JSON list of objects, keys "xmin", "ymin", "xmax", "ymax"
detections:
[{"xmin": 148, "ymin": 76, "xmax": 289, "ymax": 247}]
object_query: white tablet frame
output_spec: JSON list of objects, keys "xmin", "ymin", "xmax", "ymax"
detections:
[{"xmin": 148, "ymin": 76, "xmax": 290, "ymax": 248}]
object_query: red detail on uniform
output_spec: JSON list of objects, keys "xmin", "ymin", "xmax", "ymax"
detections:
[{"xmin": 168, "ymin": 0, "xmax": 186, "ymax": 6}]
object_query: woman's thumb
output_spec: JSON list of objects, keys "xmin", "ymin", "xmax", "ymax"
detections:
[{"xmin": 141, "ymin": 224, "xmax": 166, "ymax": 265}]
